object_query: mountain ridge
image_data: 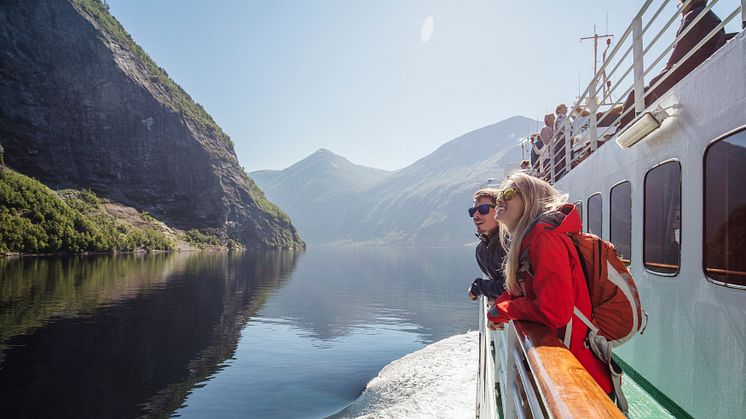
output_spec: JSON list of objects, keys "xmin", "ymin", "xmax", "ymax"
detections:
[{"xmin": 252, "ymin": 115, "xmax": 539, "ymax": 245}]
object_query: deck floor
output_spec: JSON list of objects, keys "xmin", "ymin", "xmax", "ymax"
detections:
[{"xmin": 622, "ymin": 377, "xmax": 677, "ymax": 419}]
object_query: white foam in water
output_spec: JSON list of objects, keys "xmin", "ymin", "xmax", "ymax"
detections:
[{"xmin": 338, "ymin": 331, "xmax": 478, "ymax": 419}]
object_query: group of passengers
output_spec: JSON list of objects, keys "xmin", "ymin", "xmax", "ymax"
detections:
[
  {"xmin": 466, "ymin": 174, "xmax": 616, "ymax": 401},
  {"xmin": 528, "ymin": 105, "xmax": 570, "ymax": 177},
  {"xmin": 527, "ymin": 0, "xmax": 727, "ymax": 180}
]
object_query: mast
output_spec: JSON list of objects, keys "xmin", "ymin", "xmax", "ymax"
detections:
[{"xmin": 580, "ymin": 25, "xmax": 614, "ymax": 107}]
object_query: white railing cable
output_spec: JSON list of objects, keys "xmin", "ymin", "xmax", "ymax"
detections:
[
  {"xmin": 601, "ymin": 1, "xmax": 738, "ymax": 140},
  {"xmin": 511, "ymin": 384, "xmax": 527, "ymax": 419},
  {"xmin": 644, "ymin": 5, "xmax": 738, "ymax": 104},
  {"xmin": 531, "ymin": 0, "xmax": 743, "ymax": 182},
  {"xmin": 641, "ymin": 0, "xmax": 721, "ymax": 81},
  {"xmin": 512, "ymin": 348, "xmax": 546, "ymax": 419},
  {"xmin": 632, "ymin": 15, "xmax": 646, "ymax": 115},
  {"xmin": 476, "ymin": 296, "xmax": 498, "ymax": 419}
]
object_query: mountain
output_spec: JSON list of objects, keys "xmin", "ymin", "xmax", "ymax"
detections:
[
  {"xmin": 250, "ymin": 149, "xmax": 392, "ymax": 243},
  {"xmin": 0, "ymin": 0, "xmax": 303, "ymax": 249},
  {"xmin": 252, "ymin": 116, "xmax": 539, "ymax": 245}
]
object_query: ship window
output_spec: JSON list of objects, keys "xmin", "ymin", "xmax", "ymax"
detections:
[
  {"xmin": 587, "ymin": 194, "xmax": 602, "ymax": 237},
  {"xmin": 610, "ymin": 181, "xmax": 632, "ymax": 264},
  {"xmin": 644, "ymin": 161, "xmax": 681, "ymax": 276},
  {"xmin": 574, "ymin": 201, "xmax": 583, "ymax": 230},
  {"xmin": 704, "ymin": 129, "xmax": 746, "ymax": 287}
]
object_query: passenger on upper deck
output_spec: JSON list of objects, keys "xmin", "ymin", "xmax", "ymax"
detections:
[
  {"xmin": 467, "ymin": 189, "xmax": 507, "ymax": 301},
  {"xmin": 553, "ymin": 104, "xmax": 569, "ymax": 135},
  {"xmin": 552, "ymin": 104, "xmax": 570, "ymax": 177},
  {"xmin": 528, "ymin": 133, "xmax": 543, "ymax": 170},
  {"xmin": 486, "ymin": 173, "xmax": 614, "ymax": 395},
  {"xmin": 620, "ymin": 0, "xmax": 726, "ymax": 127},
  {"xmin": 539, "ymin": 113, "xmax": 555, "ymax": 146},
  {"xmin": 537, "ymin": 114, "xmax": 555, "ymax": 172}
]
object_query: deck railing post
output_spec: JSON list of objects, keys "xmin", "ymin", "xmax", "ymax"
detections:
[
  {"xmin": 549, "ymin": 141, "xmax": 556, "ymax": 183},
  {"xmin": 504, "ymin": 323, "xmax": 518, "ymax": 419},
  {"xmin": 589, "ymin": 80, "xmax": 599, "ymax": 152},
  {"xmin": 742, "ymin": 0, "xmax": 745, "ymax": 29},
  {"xmin": 632, "ymin": 16, "xmax": 646, "ymax": 117},
  {"xmin": 564, "ymin": 123, "xmax": 572, "ymax": 172}
]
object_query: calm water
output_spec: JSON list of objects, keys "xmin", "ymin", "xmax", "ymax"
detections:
[{"xmin": 0, "ymin": 246, "xmax": 479, "ymax": 418}]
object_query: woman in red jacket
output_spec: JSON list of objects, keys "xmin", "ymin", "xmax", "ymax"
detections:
[{"xmin": 486, "ymin": 172, "xmax": 613, "ymax": 395}]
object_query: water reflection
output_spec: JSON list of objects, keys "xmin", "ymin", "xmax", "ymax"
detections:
[
  {"xmin": 257, "ymin": 246, "xmax": 476, "ymax": 343},
  {"xmin": 176, "ymin": 246, "xmax": 478, "ymax": 418},
  {"xmin": 0, "ymin": 246, "xmax": 481, "ymax": 419},
  {"xmin": 0, "ymin": 250, "xmax": 301, "ymax": 418}
]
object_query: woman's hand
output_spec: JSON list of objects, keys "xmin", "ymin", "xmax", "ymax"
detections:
[{"xmin": 488, "ymin": 321, "xmax": 505, "ymax": 331}]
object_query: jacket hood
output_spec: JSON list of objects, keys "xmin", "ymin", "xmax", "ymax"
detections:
[{"xmin": 530, "ymin": 203, "xmax": 581, "ymax": 236}]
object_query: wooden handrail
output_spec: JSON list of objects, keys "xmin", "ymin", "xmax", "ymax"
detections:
[
  {"xmin": 644, "ymin": 261, "xmax": 679, "ymax": 270},
  {"xmin": 706, "ymin": 267, "xmax": 746, "ymax": 277},
  {"xmin": 514, "ymin": 321, "xmax": 625, "ymax": 419}
]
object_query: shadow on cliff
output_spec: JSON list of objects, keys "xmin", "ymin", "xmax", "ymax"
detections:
[{"xmin": 0, "ymin": 0, "xmax": 303, "ymax": 249}]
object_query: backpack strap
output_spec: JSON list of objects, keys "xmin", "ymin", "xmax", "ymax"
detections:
[
  {"xmin": 585, "ymin": 327, "xmax": 629, "ymax": 414},
  {"xmin": 573, "ymin": 306, "xmax": 598, "ymax": 333},
  {"xmin": 563, "ymin": 319, "xmax": 573, "ymax": 348}
]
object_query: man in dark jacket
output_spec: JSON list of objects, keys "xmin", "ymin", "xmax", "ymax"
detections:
[
  {"xmin": 620, "ymin": 0, "xmax": 726, "ymax": 127},
  {"xmin": 467, "ymin": 189, "xmax": 507, "ymax": 300}
]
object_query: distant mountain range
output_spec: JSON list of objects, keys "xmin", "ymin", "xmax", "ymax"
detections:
[
  {"xmin": 251, "ymin": 116, "xmax": 539, "ymax": 246},
  {"xmin": 251, "ymin": 149, "xmax": 392, "ymax": 243}
]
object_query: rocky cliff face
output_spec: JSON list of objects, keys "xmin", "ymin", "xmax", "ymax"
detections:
[{"xmin": 0, "ymin": 0, "xmax": 303, "ymax": 248}]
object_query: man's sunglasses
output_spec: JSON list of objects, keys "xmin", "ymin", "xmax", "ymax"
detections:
[
  {"xmin": 468, "ymin": 204, "xmax": 496, "ymax": 217},
  {"xmin": 499, "ymin": 187, "xmax": 520, "ymax": 201}
]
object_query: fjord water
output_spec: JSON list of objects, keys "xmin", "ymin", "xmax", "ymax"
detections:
[{"xmin": 0, "ymin": 247, "xmax": 478, "ymax": 418}]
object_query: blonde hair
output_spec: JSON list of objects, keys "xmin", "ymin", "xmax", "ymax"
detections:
[
  {"xmin": 473, "ymin": 188, "xmax": 501, "ymax": 205},
  {"xmin": 498, "ymin": 173, "xmax": 568, "ymax": 295}
]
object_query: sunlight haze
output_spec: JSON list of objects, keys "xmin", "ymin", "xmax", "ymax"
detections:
[{"xmin": 105, "ymin": 0, "xmax": 741, "ymax": 172}]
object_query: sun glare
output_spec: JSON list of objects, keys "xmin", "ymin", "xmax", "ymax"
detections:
[{"xmin": 420, "ymin": 16, "xmax": 434, "ymax": 43}]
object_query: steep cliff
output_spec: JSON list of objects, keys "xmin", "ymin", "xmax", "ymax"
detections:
[{"xmin": 0, "ymin": 0, "xmax": 304, "ymax": 248}]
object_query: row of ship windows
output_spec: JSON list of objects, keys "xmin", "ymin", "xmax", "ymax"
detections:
[{"xmin": 573, "ymin": 127, "xmax": 746, "ymax": 289}]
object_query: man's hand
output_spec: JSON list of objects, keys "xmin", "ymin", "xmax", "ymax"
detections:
[
  {"xmin": 468, "ymin": 288, "xmax": 478, "ymax": 301},
  {"xmin": 468, "ymin": 278, "xmax": 483, "ymax": 301}
]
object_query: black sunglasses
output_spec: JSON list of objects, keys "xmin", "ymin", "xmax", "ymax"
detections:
[{"xmin": 468, "ymin": 203, "xmax": 496, "ymax": 217}]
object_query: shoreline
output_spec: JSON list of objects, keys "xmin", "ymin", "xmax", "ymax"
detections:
[{"xmin": 0, "ymin": 247, "xmax": 231, "ymax": 259}]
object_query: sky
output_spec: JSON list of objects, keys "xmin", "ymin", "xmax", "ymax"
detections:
[{"xmin": 105, "ymin": 1, "xmax": 743, "ymax": 172}]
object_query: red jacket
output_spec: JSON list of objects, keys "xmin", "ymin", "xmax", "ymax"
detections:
[{"xmin": 487, "ymin": 204, "xmax": 613, "ymax": 393}]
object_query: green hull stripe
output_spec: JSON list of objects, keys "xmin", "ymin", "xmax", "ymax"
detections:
[{"xmin": 613, "ymin": 354, "xmax": 694, "ymax": 419}]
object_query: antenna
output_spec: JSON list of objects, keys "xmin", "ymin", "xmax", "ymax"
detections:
[
  {"xmin": 606, "ymin": 13, "xmax": 609, "ymax": 36},
  {"xmin": 580, "ymin": 24, "xmax": 614, "ymax": 106}
]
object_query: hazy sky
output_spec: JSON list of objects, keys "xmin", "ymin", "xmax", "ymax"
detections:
[{"xmin": 106, "ymin": 1, "xmax": 742, "ymax": 172}]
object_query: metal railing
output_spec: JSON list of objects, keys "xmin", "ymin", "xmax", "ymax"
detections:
[
  {"xmin": 476, "ymin": 296, "xmax": 625, "ymax": 419},
  {"xmin": 477, "ymin": 296, "xmax": 546, "ymax": 419},
  {"xmin": 529, "ymin": 0, "xmax": 744, "ymax": 184},
  {"xmin": 476, "ymin": 296, "xmax": 498, "ymax": 419}
]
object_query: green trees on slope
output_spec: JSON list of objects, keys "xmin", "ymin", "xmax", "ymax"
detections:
[{"xmin": 0, "ymin": 169, "xmax": 173, "ymax": 253}]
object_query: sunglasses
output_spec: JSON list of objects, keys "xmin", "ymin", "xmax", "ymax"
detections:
[
  {"xmin": 468, "ymin": 203, "xmax": 496, "ymax": 217},
  {"xmin": 499, "ymin": 187, "xmax": 520, "ymax": 201}
]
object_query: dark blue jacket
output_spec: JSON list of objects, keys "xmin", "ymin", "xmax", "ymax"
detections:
[{"xmin": 471, "ymin": 233, "xmax": 507, "ymax": 298}]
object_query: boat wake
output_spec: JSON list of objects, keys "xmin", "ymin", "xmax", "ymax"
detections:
[{"xmin": 333, "ymin": 331, "xmax": 478, "ymax": 419}]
